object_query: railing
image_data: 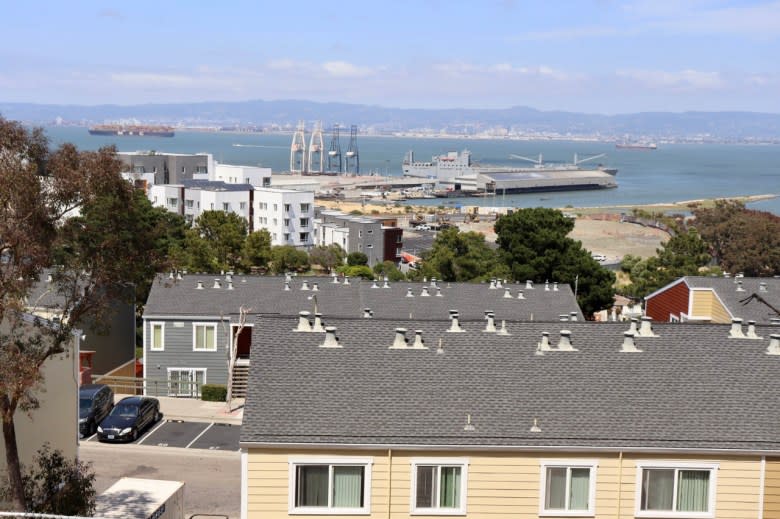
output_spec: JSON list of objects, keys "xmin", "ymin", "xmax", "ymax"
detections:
[{"xmin": 91, "ymin": 375, "xmax": 203, "ymax": 398}]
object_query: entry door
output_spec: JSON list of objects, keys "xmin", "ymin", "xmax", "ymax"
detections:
[{"xmin": 167, "ymin": 369, "xmax": 206, "ymax": 397}]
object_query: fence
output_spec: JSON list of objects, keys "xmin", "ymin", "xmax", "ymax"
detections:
[{"xmin": 91, "ymin": 375, "xmax": 203, "ymax": 398}]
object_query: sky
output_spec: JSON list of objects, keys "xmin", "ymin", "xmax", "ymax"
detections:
[{"xmin": 1, "ymin": 0, "xmax": 779, "ymax": 114}]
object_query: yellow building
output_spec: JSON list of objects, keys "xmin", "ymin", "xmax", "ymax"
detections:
[{"xmin": 240, "ymin": 316, "xmax": 780, "ymax": 519}]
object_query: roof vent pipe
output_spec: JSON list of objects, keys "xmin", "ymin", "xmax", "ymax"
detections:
[
  {"xmin": 312, "ymin": 313, "xmax": 325, "ymax": 332},
  {"xmin": 176, "ymin": 272, "xmax": 183, "ymax": 280},
  {"xmin": 526, "ymin": 280, "xmax": 534, "ymax": 290},
  {"xmin": 343, "ymin": 276, "xmax": 350, "ymax": 285},
  {"xmin": 767, "ymin": 334, "xmax": 780, "ymax": 355},
  {"xmin": 371, "ymin": 280, "xmax": 379, "ymax": 289},
  {"xmin": 484, "ymin": 312, "xmax": 496, "ymax": 333},
  {"xmin": 637, "ymin": 316, "xmax": 657, "ymax": 337},
  {"xmin": 390, "ymin": 328, "xmax": 408, "ymax": 349},
  {"xmin": 729, "ymin": 318, "xmax": 745, "ymax": 338},
  {"xmin": 569, "ymin": 312, "xmax": 578, "ymax": 322},
  {"xmin": 406, "ymin": 287, "xmax": 414, "ymax": 298},
  {"xmin": 746, "ymin": 320, "xmax": 762, "ymax": 339},
  {"xmin": 559, "ymin": 314, "xmax": 569, "ymax": 322},
  {"xmin": 436, "ymin": 338, "xmax": 445, "ymax": 354},
  {"xmin": 553, "ymin": 282, "xmax": 559, "ymax": 291},
  {"xmin": 503, "ymin": 288, "xmax": 513, "ymax": 299},
  {"xmin": 320, "ymin": 326, "xmax": 341, "ymax": 348},
  {"xmin": 436, "ymin": 287, "xmax": 443, "ymax": 297},
  {"xmin": 363, "ymin": 308, "xmax": 372, "ymax": 318},
  {"xmin": 529, "ymin": 418, "xmax": 542, "ymax": 433},
  {"xmin": 557, "ymin": 330, "xmax": 578, "ymax": 351},
  {"xmin": 295, "ymin": 311, "xmax": 312, "ymax": 332},
  {"xmin": 489, "ymin": 279, "xmax": 497, "ymax": 290},
  {"xmin": 196, "ymin": 280, "xmax": 204, "ymax": 290},
  {"xmin": 227, "ymin": 281, "xmax": 234, "ymax": 290},
  {"xmin": 736, "ymin": 280, "xmax": 745, "ymax": 292},
  {"xmin": 497, "ymin": 320, "xmax": 510, "ymax": 336},
  {"xmin": 285, "ymin": 273, "xmax": 292, "ymax": 283},
  {"xmin": 517, "ymin": 290, "xmax": 525, "ymax": 300},
  {"xmin": 545, "ymin": 280, "xmax": 550, "ymax": 291},
  {"xmin": 421, "ymin": 286, "xmax": 430, "ymax": 297},
  {"xmin": 431, "ymin": 277, "xmax": 437, "ymax": 288},
  {"xmin": 169, "ymin": 271, "xmax": 174, "ymax": 280},
  {"xmin": 412, "ymin": 330, "xmax": 426, "ymax": 349},
  {"xmin": 448, "ymin": 311, "xmax": 465, "ymax": 333},
  {"xmin": 312, "ymin": 282, "xmax": 319, "ymax": 292},
  {"xmin": 620, "ymin": 332, "xmax": 642, "ymax": 353},
  {"xmin": 496, "ymin": 279, "xmax": 503, "ymax": 289},
  {"xmin": 383, "ymin": 278, "xmax": 390, "ymax": 289},
  {"xmin": 627, "ymin": 318, "xmax": 639, "ymax": 336},
  {"xmin": 759, "ymin": 282, "xmax": 768, "ymax": 292},
  {"xmin": 213, "ymin": 278, "xmax": 221, "ymax": 289},
  {"xmin": 284, "ymin": 281, "xmax": 291, "ymax": 291},
  {"xmin": 538, "ymin": 332, "xmax": 553, "ymax": 352},
  {"xmin": 301, "ymin": 280, "xmax": 310, "ymax": 291},
  {"xmin": 332, "ymin": 273, "xmax": 340, "ymax": 284},
  {"xmin": 225, "ymin": 273, "xmax": 232, "ymax": 283}
]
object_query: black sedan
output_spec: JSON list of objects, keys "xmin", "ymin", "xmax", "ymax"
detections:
[{"xmin": 97, "ymin": 396, "xmax": 162, "ymax": 442}]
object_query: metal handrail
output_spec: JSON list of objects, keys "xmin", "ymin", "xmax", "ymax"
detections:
[{"xmin": 90, "ymin": 375, "xmax": 203, "ymax": 398}]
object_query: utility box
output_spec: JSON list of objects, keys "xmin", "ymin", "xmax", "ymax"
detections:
[{"xmin": 94, "ymin": 477, "xmax": 184, "ymax": 519}]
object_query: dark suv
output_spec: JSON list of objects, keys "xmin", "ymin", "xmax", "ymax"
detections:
[{"xmin": 79, "ymin": 384, "xmax": 114, "ymax": 436}]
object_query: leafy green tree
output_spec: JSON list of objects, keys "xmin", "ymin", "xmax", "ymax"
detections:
[
  {"xmin": 270, "ymin": 245, "xmax": 310, "ymax": 273},
  {"xmin": 494, "ymin": 208, "xmax": 615, "ymax": 315},
  {"xmin": 347, "ymin": 251, "xmax": 368, "ymax": 266},
  {"xmin": 373, "ymin": 260, "xmax": 406, "ymax": 281},
  {"xmin": 241, "ymin": 230, "xmax": 272, "ymax": 271},
  {"xmin": 309, "ymin": 244, "xmax": 346, "ymax": 272},
  {"xmin": 337, "ymin": 265, "xmax": 375, "ymax": 279},
  {"xmin": 184, "ymin": 211, "xmax": 248, "ymax": 273},
  {"xmin": 422, "ymin": 228, "xmax": 506, "ymax": 282}
]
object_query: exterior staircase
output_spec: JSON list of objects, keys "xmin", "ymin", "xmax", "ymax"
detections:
[{"xmin": 231, "ymin": 362, "xmax": 250, "ymax": 399}]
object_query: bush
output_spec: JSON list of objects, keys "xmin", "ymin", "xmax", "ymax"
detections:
[
  {"xmin": 201, "ymin": 384, "xmax": 227, "ymax": 402},
  {"xmin": 347, "ymin": 252, "xmax": 368, "ymax": 266},
  {"xmin": 337, "ymin": 265, "xmax": 375, "ymax": 279}
]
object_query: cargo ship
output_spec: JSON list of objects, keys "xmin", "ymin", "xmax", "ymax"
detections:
[
  {"xmin": 615, "ymin": 142, "xmax": 657, "ymax": 150},
  {"xmin": 403, "ymin": 150, "xmax": 618, "ymax": 195},
  {"xmin": 88, "ymin": 125, "xmax": 175, "ymax": 137}
]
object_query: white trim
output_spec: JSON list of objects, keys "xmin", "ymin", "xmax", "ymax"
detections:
[
  {"xmin": 166, "ymin": 367, "xmax": 207, "ymax": 397},
  {"xmin": 709, "ymin": 288, "xmax": 734, "ymax": 320},
  {"xmin": 758, "ymin": 456, "xmax": 765, "ymax": 519},
  {"xmin": 409, "ymin": 457, "xmax": 469, "ymax": 516},
  {"xmin": 142, "ymin": 318, "xmax": 148, "ymax": 396},
  {"xmin": 241, "ymin": 448, "xmax": 248, "ymax": 519},
  {"xmin": 142, "ymin": 314, "xmax": 226, "ymax": 320},
  {"xmin": 149, "ymin": 321, "xmax": 165, "ymax": 351},
  {"xmin": 538, "ymin": 459, "xmax": 598, "ymax": 517},
  {"xmin": 287, "ymin": 456, "xmax": 373, "ymax": 515},
  {"xmin": 192, "ymin": 322, "xmax": 218, "ymax": 352},
  {"xmin": 634, "ymin": 461, "xmax": 718, "ymax": 519}
]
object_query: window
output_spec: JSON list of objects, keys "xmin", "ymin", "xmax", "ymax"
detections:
[
  {"xmin": 284, "ymin": 218, "xmax": 291, "ymax": 227},
  {"xmin": 300, "ymin": 218, "xmax": 309, "ymax": 228},
  {"xmin": 167, "ymin": 197, "xmax": 178, "ymax": 207},
  {"xmin": 185, "ymin": 199, "xmax": 194, "ymax": 208},
  {"xmin": 263, "ymin": 177, "xmax": 271, "ymax": 187},
  {"xmin": 284, "ymin": 233, "xmax": 290, "ymax": 242},
  {"xmin": 299, "ymin": 232, "xmax": 309, "ymax": 242},
  {"xmin": 539, "ymin": 461, "xmax": 596, "ymax": 516},
  {"xmin": 273, "ymin": 204, "xmax": 278, "ymax": 211},
  {"xmin": 192, "ymin": 323, "xmax": 217, "ymax": 351},
  {"xmin": 149, "ymin": 322, "xmax": 165, "ymax": 351},
  {"xmin": 411, "ymin": 458, "xmax": 468, "ymax": 515},
  {"xmin": 240, "ymin": 202, "xmax": 247, "ymax": 210},
  {"xmin": 273, "ymin": 218, "xmax": 278, "ymax": 226},
  {"xmin": 284, "ymin": 203, "xmax": 291, "ymax": 212},
  {"xmin": 133, "ymin": 165, "xmax": 145, "ymax": 173},
  {"xmin": 635, "ymin": 463, "xmax": 717, "ymax": 518},
  {"xmin": 196, "ymin": 166, "xmax": 207, "ymax": 174},
  {"xmin": 223, "ymin": 202, "xmax": 230, "ymax": 211},
  {"xmin": 288, "ymin": 457, "xmax": 372, "ymax": 514},
  {"xmin": 300, "ymin": 203, "xmax": 310, "ymax": 212}
]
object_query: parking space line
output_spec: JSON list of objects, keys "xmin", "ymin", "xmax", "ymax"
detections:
[
  {"xmin": 185, "ymin": 422, "xmax": 214, "ymax": 449},
  {"xmin": 136, "ymin": 419, "xmax": 168, "ymax": 445},
  {"xmin": 86, "ymin": 433, "xmax": 97, "ymax": 442}
]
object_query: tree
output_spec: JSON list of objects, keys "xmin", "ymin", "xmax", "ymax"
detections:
[
  {"xmin": 184, "ymin": 211, "xmax": 248, "ymax": 273},
  {"xmin": 373, "ymin": 260, "xmax": 406, "ymax": 281},
  {"xmin": 0, "ymin": 117, "xmax": 169, "ymax": 510},
  {"xmin": 241, "ymin": 230, "xmax": 272, "ymax": 272},
  {"xmin": 346, "ymin": 251, "xmax": 368, "ymax": 266},
  {"xmin": 0, "ymin": 444, "xmax": 96, "ymax": 515},
  {"xmin": 422, "ymin": 228, "xmax": 506, "ymax": 282},
  {"xmin": 494, "ymin": 208, "xmax": 615, "ymax": 315},
  {"xmin": 309, "ymin": 244, "xmax": 346, "ymax": 273},
  {"xmin": 337, "ymin": 265, "xmax": 375, "ymax": 279},
  {"xmin": 270, "ymin": 245, "xmax": 310, "ymax": 273}
]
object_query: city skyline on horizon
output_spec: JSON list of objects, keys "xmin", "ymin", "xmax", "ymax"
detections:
[{"xmin": 2, "ymin": 0, "xmax": 779, "ymax": 115}]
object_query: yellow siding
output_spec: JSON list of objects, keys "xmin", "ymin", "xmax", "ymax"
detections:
[
  {"xmin": 765, "ymin": 458, "xmax": 780, "ymax": 519},
  {"xmin": 246, "ymin": 449, "xmax": 763, "ymax": 519},
  {"xmin": 709, "ymin": 293, "xmax": 732, "ymax": 323},
  {"xmin": 691, "ymin": 290, "xmax": 714, "ymax": 319}
]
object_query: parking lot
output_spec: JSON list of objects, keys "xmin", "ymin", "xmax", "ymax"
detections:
[{"xmin": 85, "ymin": 419, "xmax": 241, "ymax": 451}]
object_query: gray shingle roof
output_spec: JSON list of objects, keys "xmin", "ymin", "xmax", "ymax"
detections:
[
  {"xmin": 143, "ymin": 275, "xmax": 582, "ymax": 322},
  {"xmin": 240, "ymin": 316, "xmax": 780, "ymax": 452},
  {"xmin": 685, "ymin": 276, "xmax": 780, "ymax": 324}
]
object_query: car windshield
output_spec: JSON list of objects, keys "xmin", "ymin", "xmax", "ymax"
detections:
[
  {"xmin": 110, "ymin": 404, "xmax": 138, "ymax": 417},
  {"xmin": 79, "ymin": 398, "xmax": 93, "ymax": 410}
]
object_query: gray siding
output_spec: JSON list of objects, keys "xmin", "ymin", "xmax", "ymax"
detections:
[{"xmin": 144, "ymin": 317, "xmax": 230, "ymax": 390}]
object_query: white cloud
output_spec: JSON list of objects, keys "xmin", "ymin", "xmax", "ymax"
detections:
[
  {"xmin": 321, "ymin": 61, "xmax": 376, "ymax": 78},
  {"xmin": 515, "ymin": 25, "xmax": 629, "ymax": 41},
  {"xmin": 616, "ymin": 68, "xmax": 725, "ymax": 90}
]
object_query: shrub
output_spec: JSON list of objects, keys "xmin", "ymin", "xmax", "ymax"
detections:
[{"xmin": 201, "ymin": 384, "xmax": 227, "ymax": 402}]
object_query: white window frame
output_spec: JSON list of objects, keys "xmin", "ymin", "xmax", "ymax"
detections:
[
  {"xmin": 410, "ymin": 457, "xmax": 468, "ymax": 516},
  {"xmin": 288, "ymin": 456, "xmax": 373, "ymax": 515},
  {"xmin": 149, "ymin": 321, "xmax": 165, "ymax": 352},
  {"xmin": 634, "ymin": 462, "xmax": 718, "ymax": 519},
  {"xmin": 539, "ymin": 460, "xmax": 598, "ymax": 517},
  {"xmin": 192, "ymin": 322, "xmax": 218, "ymax": 352},
  {"xmin": 166, "ymin": 367, "xmax": 207, "ymax": 397}
]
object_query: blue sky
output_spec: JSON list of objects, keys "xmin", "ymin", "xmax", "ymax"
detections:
[{"xmin": 1, "ymin": 0, "xmax": 779, "ymax": 113}]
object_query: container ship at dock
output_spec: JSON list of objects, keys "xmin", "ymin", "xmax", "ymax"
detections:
[
  {"xmin": 88, "ymin": 124, "xmax": 175, "ymax": 137},
  {"xmin": 402, "ymin": 149, "xmax": 617, "ymax": 196}
]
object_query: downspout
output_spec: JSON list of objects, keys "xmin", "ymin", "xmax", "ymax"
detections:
[
  {"xmin": 387, "ymin": 449, "xmax": 393, "ymax": 519},
  {"xmin": 616, "ymin": 450, "xmax": 623, "ymax": 519},
  {"xmin": 758, "ymin": 456, "xmax": 766, "ymax": 519}
]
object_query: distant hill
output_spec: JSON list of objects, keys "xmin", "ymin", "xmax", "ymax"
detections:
[{"xmin": 2, "ymin": 99, "xmax": 780, "ymax": 140}]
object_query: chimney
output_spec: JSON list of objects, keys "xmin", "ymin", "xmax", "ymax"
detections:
[
  {"xmin": 557, "ymin": 330, "xmax": 577, "ymax": 351},
  {"xmin": 759, "ymin": 282, "xmax": 768, "ymax": 292},
  {"xmin": 746, "ymin": 320, "xmax": 762, "ymax": 339},
  {"xmin": 421, "ymin": 286, "xmax": 430, "ymax": 297},
  {"xmin": 295, "ymin": 311, "xmax": 312, "ymax": 332},
  {"xmin": 448, "ymin": 310, "xmax": 465, "ymax": 333},
  {"xmin": 213, "ymin": 278, "xmax": 221, "ymax": 289},
  {"xmin": 729, "ymin": 318, "xmax": 745, "ymax": 338},
  {"xmin": 484, "ymin": 312, "xmax": 496, "ymax": 333},
  {"xmin": 503, "ymin": 288, "xmax": 513, "ymax": 299},
  {"xmin": 320, "ymin": 326, "xmax": 341, "ymax": 348},
  {"xmin": 545, "ymin": 280, "xmax": 550, "ymax": 291},
  {"xmin": 497, "ymin": 320, "xmax": 510, "ymax": 336},
  {"xmin": 627, "ymin": 318, "xmax": 639, "ymax": 336},
  {"xmin": 312, "ymin": 313, "xmax": 325, "ymax": 332},
  {"xmin": 390, "ymin": 328, "xmax": 409, "ymax": 349},
  {"xmin": 312, "ymin": 282, "xmax": 319, "ymax": 292},
  {"xmin": 517, "ymin": 290, "xmax": 525, "ymax": 300},
  {"xmin": 284, "ymin": 281, "xmax": 291, "ymax": 291},
  {"xmin": 436, "ymin": 287, "xmax": 443, "ymax": 297},
  {"xmin": 559, "ymin": 314, "xmax": 569, "ymax": 322},
  {"xmin": 736, "ymin": 280, "xmax": 745, "ymax": 292},
  {"xmin": 526, "ymin": 280, "xmax": 534, "ymax": 289},
  {"xmin": 620, "ymin": 332, "xmax": 642, "ymax": 353},
  {"xmin": 406, "ymin": 287, "xmax": 414, "ymax": 298},
  {"xmin": 371, "ymin": 280, "xmax": 379, "ymax": 289},
  {"xmin": 332, "ymin": 273, "xmax": 340, "ymax": 284},
  {"xmin": 227, "ymin": 281, "xmax": 234, "ymax": 290},
  {"xmin": 637, "ymin": 316, "xmax": 657, "ymax": 337},
  {"xmin": 767, "ymin": 334, "xmax": 780, "ymax": 355},
  {"xmin": 411, "ymin": 330, "xmax": 426, "ymax": 349},
  {"xmin": 343, "ymin": 276, "xmax": 350, "ymax": 285},
  {"xmin": 363, "ymin": 308, "xmax": 372, "ymax": 318},
  {"xmin": 569, "ymin": 312, "xmax": 578, "ymax": 322},
  {"xmin": 538, "ymin": 332, "xmax": 553, "ymax": 352},
  {"xmin": 301, "ymin": 280, "xmax": 310, "ymax": 291},
  {"xmin": 196, "ymin": 280, "xmax": 204, "ymax": 290}
]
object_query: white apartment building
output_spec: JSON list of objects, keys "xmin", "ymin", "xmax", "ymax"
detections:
[
  {"xmin": 212, "ymin": 163, "xmax": 272, "ymax": 187},
  {"xmin": 255, "ymin": 188, "xmax": 314, "ymax": 247}
]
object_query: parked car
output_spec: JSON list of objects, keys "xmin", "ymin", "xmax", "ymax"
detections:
[
  {"xmin": 79, "ymin": 384, "xmax": 114, "ymax": 437},
  {"xmin": 591, "ymin": 253, "xmax": 607, "ymax": 262},
  {"xmin": 416, "ymin": 224, "xmax": 431, "ymax": 231},
  {"xmin": 97, "ymin": 396, "xmax": 161, "ymax": 442}
]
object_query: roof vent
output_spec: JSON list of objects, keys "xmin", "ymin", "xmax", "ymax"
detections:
[
  {"xmin": 553, "ymin": 282, "xmax": 559, "ymax": 291},
  {"xmin": 196, "ymin": 280, "xmax": 204, "ymax": 290},
  {"xmin": 736, "ymin": 279, "xmax": 745, "ymax": 292},
  {"xmin": 557, "ymin": 330, "xmax": 577, "ymax": 351},
  {"xmin": 421, "ymin": 286, "xmax": 430, "ymax": 297},
  {"xmin": 496, "ymin": 279, "xmax": 503, "ymax": 289},
  {"xmin": 390, "ymin": 328, "xmax": 409, "ymax": 349},
  {"xmin": 537, "ymin": 332, "xmax": 553, "ymax": 352},
  {"xmin": 225, "ymin": 273, "xmax": 232, "ymax": 283},
  {"xmin": 312, "ymin": 282, "xmax": 319, "ymax": 292},
  {"xmin": 484, "ymin": 312, "xmax": 496, "ymax": 333},
  {"xmin": 285, "ymin": 273, "xmax": 293, "ymax": 283},
  {"xmin": 759, "ymin": 282, "xmax": 768, "ymax": 292},
  {"xmin": 383, "ymin": 278, "xmax": 390, "ymax": 289},
  {"xmin": 746, "ymin": 320, "xmax": 762, "ymax": 339},
  {"xmin": 559, "ymin": 314, "xmax": 569, "ymax": 322},
  {"xmin": 517, "ymin": 290, "xmax": 525, "ymax": 300},
  {"xmin": 729, "ymin": 318, "xmax": 745, "ymax": 338},
  {"xmin": 627, "ymin": 318, "xmax": 639, "ymax": 336},
  {"xmin": 284, "ymin": 281, "xmax": 291, "ymax": 291},
  {"xmin": 177, "ymin": 272, "xmax": 183, "ymax": 281},
  {"xmin": 213, "ymin": 278, "xmax": 221, "ymax": 289},
  {"xmin": 489, "ymin": 279, "xmax": 497, "ymax": 290},
  {"xmin": 406, "ymin": 287, "xmax": 414, "ymax": 298},
  {"xmin": 312, "ymin": 313, "xmax": 325, "ymax": 333},
  {"xmin": 431, "ymin": 277, "xmax": 438, "ymax": 288},
  {"xmin": 545, "ymin": 280, "xmax": 550, "ymax": 291},
  {"xmin": 526, "ymin": 280, "xmax": 534, "ymax": 290},
  {"xmin": 227, "ymin": 281, "xmax": 234, "ymax": 290},
  {"xmin": 529, "ymin": 418, "xmax": 541, "ymax": 433},
  {"xmin": 320, "ymin": 326, "xmax": 341, "ymax": 348},
  {"xmin": 436, "ymin": 338, "xmax": 445, "ymax": 354},
  {"xmin": 412, "ymin": 330, "xmax": 427, "ymax": 349},
  {"xmin": 771, "ymin": 318, "xmax": 780, "ymax": 326},
  {"xmin": 301, "ymin": 280, "xmax": 310, "ymax": 291},
  {"xmin": 423, "ymin": 277, "xmax": 427, "ymax": 283},
  {"xmin": 447, "ymin": 310, "xmax": 465, "ymax": 333},
  {"xmin": 503, "ymin": 287, "xmax": 513, "ymax": 299},
  {"xmin": 637, "ymin": 316, "xmax": 657, "ymax": 337},
  {"xmin": 436, "ymin": 286, "xmax": 443, "ymax": 297},
  {"xmin": 332, "ymin": 273, "xmax": 340, "ymax": 284},
  {"xmin": 343, "ymin": 276, "xmax": 350, "ymax": 285},
  {"xmin": 464, "ymin": 414, "xmax": 475, "ymax": 432},
  {"xmin": 569, "ymin": 311, "xmax": 578, "ymax": 322},
  {"xmin": 371, "ymin": 280, "xmax": 379, "ymax": 289},
  {"xmin": 767, "ymin": 334, "xmax": 780, "ymax": 355},
  {"xmin": 169, "ymin": 271, "xmax": 175, "ymax": 280},
  {"xmin": 295, "ymin": 311, "xmax": 312, "ymax": 332},
  {"xmin": 497, "ymin": 320, "xmax": 510, "ymax": 336},
  {"xmin": 620, "ymin": 332, "xmax": 642, "ymax": 353},
  {"xmin": 363, "ymin": 308, "xmax": 372, "ymax": 318}
]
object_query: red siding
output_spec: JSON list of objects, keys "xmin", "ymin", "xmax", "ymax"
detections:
[{"xmin": 646, "ymin": 280, "xmax": 690, "ymax": 322}]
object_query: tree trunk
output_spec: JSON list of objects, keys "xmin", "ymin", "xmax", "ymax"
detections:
[{"xmin": 2, "ymin": 406, "xmax": 26, "ymax": 511}]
